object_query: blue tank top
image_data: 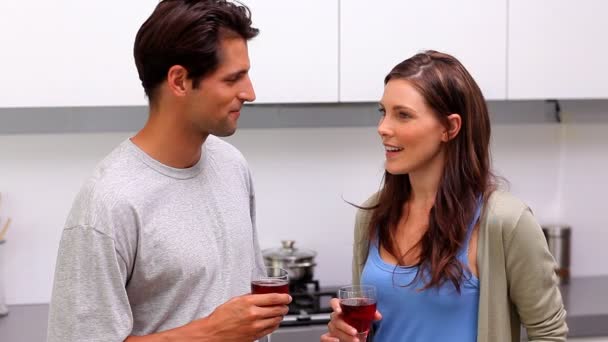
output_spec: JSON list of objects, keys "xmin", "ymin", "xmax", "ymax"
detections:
[{"xmin": 360, "ymin": 202, "xmax": 482, "ymax": 342}]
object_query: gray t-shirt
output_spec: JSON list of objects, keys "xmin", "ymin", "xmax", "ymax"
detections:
[{"xmin": 48, "ymin": 136, "xmax": 263, "ymax": 342}]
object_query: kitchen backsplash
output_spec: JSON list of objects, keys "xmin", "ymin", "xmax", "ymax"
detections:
[{"xmin": 0, "ymin": 101, "xmax": 607, "ymax": 305}]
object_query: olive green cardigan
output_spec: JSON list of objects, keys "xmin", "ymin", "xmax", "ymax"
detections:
[{"xmin": 352, "ymin": 191, "xmax": 568, "ymax": 342}]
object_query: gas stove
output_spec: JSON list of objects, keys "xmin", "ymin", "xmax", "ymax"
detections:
[{"xmin": 280, "ymin": 280, "xmax": 339, "ymax": 327}]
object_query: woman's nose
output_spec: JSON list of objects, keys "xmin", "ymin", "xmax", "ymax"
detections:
[{"xmin": 377, "ymin": 116, "xmax": 392, "ymax": 137}]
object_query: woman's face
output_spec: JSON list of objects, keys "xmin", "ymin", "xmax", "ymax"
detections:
[{"xmin": 377, "ymin": 79, "xmax": 448, "ymax": 176}]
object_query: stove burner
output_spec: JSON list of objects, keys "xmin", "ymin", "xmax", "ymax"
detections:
[
  {"xmin": 290, "ymin": 279, "xmax": 320, "ymax": 293},
  {"xmin": 287, "ymin": 279, "xmax": 335, "ymax": 316}
]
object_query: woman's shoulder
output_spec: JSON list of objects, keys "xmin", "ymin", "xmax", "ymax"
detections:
[
  {"xmin": 483, "ymin": 190, "xmax": 532, "ymax": 236},
  {"xmin": 352, "ymin": 192, "xmax": 379, "ymax": 240},
  {"xmin": 355, "ymin": 192, "xmax": 379, "ymax": 223},
  {"xmin": 361, "ymin": 192, "xmax": 380, "ymax": 207},
  {"xmin": 487, "ymin": 190, "xmax": 528, "ymax": 213}
]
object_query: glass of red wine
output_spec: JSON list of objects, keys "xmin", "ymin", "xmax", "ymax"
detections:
[
  {"xmin": 251, "ymin": 267, "xmax": 289, "ymax": 342},
  {"xmin": 251, "ymin": 266, "xmax": 289, "ymax": 295},
  {"xmin": 338, "ymin": 285, "xmax": 377, "ymax": 342}
]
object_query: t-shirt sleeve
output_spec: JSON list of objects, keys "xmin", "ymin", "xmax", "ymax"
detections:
[
  {"xmin": 47, "ymin": 226, "xmax": 133, "ymax": 342},
  {"xmin": 246, "ymin": 168, "xmax": 265, "ymax": 270}
]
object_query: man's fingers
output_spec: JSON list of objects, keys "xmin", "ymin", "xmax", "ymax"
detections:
[
  {"xmin": 255, "ymin": 304, "xmax": 289, "ymax": 319},
  {"xmin": 248, "ymin": 293, "xmax": 292, "ymax": 306},
  {"xmin": 255, "ymin": 316, "xmax": 283, "ymax": 334}
]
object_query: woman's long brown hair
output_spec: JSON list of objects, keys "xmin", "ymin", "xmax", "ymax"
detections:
[{"xmin": 367, "ymin": 50, "xmax": 496, "ymax": 292}]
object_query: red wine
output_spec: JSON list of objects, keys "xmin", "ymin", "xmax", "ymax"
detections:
[
  {"xmin": 251, "ymin": 280, "xmax": 289, "ymax": 295},
  {"xmin": 340, "ymin": 298, "xmax": 377, "ymax": 333}
]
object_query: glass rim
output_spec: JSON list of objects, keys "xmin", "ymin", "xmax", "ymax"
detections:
[
  {"xmin": 338, "ymin": 284, "xmax": 376, "ymax": 294},
  {"xmin": 253, "ymin": 266, "xmax": 289, "ymax": 280}
]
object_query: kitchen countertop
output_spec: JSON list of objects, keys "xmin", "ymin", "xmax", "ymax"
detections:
[
  {"xmin": 0, "ymin": 276, "xmax": 607, "ymax": 341},
  {"xmin": 560, "ymin": 276, "xmax": 608, "ymax": 337},
  {"xmin": 297, "ymin": 277, "xmax": 608, "ymax": 339}
]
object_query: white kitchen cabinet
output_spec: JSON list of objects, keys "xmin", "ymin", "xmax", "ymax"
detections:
[
  {"xmin": 0, "ymin": 1, "xmax": 338, "ymax": 108},
  {"xmin": 245, "ymin": 0, "xmax": 339, "ymax": 103},
  {"xmin": 508, "ymin": 0, "xmax": 608, "ymax": 99},
  {"xmin": 339, "ymin": 0, "xmax": 507, "ymax": 102},
  {"xmin": 0, "ymin": 1, "xmax": 157, "ymax": 108}
]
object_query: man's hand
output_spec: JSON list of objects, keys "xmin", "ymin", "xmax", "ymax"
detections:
[
  {"xmin": 126, "ymin": 293, "xmax": 291, "ymax": 342},
  {"xmin": 192, "ymin": 293, "xmax": 291, "ymax": 341}
]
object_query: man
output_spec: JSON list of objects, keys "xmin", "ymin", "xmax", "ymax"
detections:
[{"xmin": 47, "ymin": 1, "xmax": 291, "ymax": 341}]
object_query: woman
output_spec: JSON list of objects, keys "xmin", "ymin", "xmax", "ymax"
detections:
[{"xmin": 321, "ymin": 51, "xmax": 567, "ymax": 342}]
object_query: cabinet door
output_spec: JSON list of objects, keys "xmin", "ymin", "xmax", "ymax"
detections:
[
  {"xmin": 340, "ymin": 0, "xmax": 507, "ymax": 102},
  {"xmin": 508, "ymin": 0, "xmax": 608, "ymax": 99},
  {"xmin": 245, "ymin": 0, "xmax": 339, "ymax": 103},
  {"xmin": 0, "ymin": 1, "xmax": 157, "ymax": 108},
  {"xmin": 0, "ymin": 1, "xmax": 338, "ymax": 108}
]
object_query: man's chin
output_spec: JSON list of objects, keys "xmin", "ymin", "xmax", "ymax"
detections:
[{"xmin": 209, "ymin": 126, "xmax": 237, "ymax": 137}]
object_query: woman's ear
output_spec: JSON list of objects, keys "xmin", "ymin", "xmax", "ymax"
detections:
[{"xmin": 442, "ymin": 113, "xmax": 462, "ymax": 142}]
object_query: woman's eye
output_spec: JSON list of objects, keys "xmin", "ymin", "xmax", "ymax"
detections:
[{"xmin": 378, "ymin": 108, "xmax": 386, "ymax": 116}]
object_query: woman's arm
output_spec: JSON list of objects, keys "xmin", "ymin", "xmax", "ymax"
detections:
[{"xmin": 505, "ymin": 209, "xmax": 568, "ymax": 341}]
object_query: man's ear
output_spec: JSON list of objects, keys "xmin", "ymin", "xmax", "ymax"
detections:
[
  {"xmin": 442, "ymin": 113, "xmax": 462, "ymax": 142},
  {"xmin": 166, "ymin": 65, "xmax": 189, "ymax": 97}
]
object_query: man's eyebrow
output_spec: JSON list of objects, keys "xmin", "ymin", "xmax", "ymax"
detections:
[{"xmin": 223, "ymin": 69, "xmax": 248, "ymax": 79}]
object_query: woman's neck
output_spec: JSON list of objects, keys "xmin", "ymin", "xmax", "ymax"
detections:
[{"xmin": 407, "ymin": 149, "xmax": 446, "ymax": 208}]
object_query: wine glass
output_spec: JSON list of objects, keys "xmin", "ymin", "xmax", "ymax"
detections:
[
  {"xmin": 338, "ymin": 285, "xmax": 377, "ymax": 342},
  {"xmin": 251, "ymin": 266, "xmax": 289, "ymax": 342}
]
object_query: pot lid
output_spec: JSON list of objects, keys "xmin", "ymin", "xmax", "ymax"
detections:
[{"xmin": 262, "ymin": 240, "xmax": 317, "ymax": 262}]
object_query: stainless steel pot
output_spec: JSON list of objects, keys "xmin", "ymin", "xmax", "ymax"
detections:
[
  {"xmin": 542, "ymin": 225, "xmax": 571, "ymax": 284},
  {"xmin": 262, "ymin": 240, "xmax": 317, "ymax": 282}
]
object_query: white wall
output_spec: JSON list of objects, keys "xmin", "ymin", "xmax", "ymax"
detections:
[
  {"xmin": 0, "ymin": 133, "xmax": 130, "ymax": 304},
  {"xmin": 560, "ymin": 104, "xmax": 608, "ymax": 277},
  {"xmin": 0, "ymin": 106, "xmax": 607, "ymax": 305}
]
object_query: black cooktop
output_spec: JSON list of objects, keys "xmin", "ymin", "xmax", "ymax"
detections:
[{"xmin": 281, "ymin": 282, "xmax": 340, "ymax": 327}]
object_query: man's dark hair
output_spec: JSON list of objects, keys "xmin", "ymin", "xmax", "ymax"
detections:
[{"xmin": 134, "ymin": 0, "xmax": 259, "ymax": 102}]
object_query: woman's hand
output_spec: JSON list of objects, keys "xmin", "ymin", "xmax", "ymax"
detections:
[{"xmin": 320, "ymin": 298, "xmax": 382, "ymax": 342}]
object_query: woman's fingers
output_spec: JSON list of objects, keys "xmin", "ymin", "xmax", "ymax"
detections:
[{"xmin": 320, "ymin": 332, "xmax": 340, "ymax": 342}]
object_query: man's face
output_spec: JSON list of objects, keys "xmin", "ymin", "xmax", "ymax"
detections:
[{"xmin": 186, "ymin": 36, "xmax": 256, "ymax": 137}]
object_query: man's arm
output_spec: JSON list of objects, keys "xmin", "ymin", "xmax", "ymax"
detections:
[
  {"xmin": 125, "ymin": 294, "xmax": 291, "ymax": 342},
  {"xmin": 49, "ymin": 226, "xmax": 291, "ymax": 342},
  {"xmin": 48, "ymin": 226, "xmax": 133, "ymax": 342}
]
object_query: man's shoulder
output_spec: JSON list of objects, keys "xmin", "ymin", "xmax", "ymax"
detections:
[
  {"xmin": 66, "ymin": 141, "xmax": 141, "ymax": 231},
  {"xmin": 84, "ymin": 142, "xmax": 144, "ymax": 197},
  {"xmin": 205, "ymin": 135, "xmax": 249, "ymax": 168}
]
